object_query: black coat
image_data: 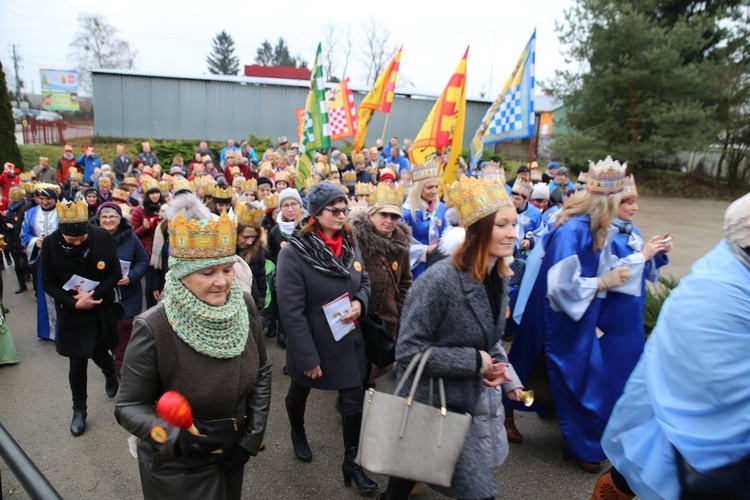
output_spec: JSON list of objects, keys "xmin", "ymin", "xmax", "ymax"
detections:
[
  {"xmin": 4, "ymin": 200, "xmax": 31, "ymax": 254},
  {"xmin": 41, "ymin": 226, "xmax": 122, "ymax": 358}
]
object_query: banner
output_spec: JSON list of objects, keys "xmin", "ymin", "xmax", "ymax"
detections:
[
  {"xmin": 300, "ymin": 43, "xmax": 331, "ymax": 154},
  {"xmin": 40, "ymin": 69, "xmax": 80, "ymax": 112},
  {"xmin": 469, "ymin": 30, "xmax": 536, "ymax": 166},
  {"xmin": 353, "ymin": 47, "xmax": 403, "ymax": 152},
  {"xmin": 409, "ymin": 48, "xmax": 468, "ymax": 185},
  {"xmin": 326, "ymin": 78, "xmax": 357, "ymax": 141}
]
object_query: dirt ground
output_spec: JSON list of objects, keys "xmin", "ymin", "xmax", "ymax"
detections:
[{"xmin": 632, "ymin": 195, "xmax": 732, "ymax": 278}]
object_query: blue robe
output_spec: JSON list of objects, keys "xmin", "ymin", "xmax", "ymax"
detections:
[
  {"xmin": 597, "ymin": 224, "xmax": 668, "ymax": 399},
  {"xmin": 507, "ymin": 214, "xmax": 615, "ymax": 462},
  {"xmin": 402, "ymin": 201, "xmax": 447, "ymax": 279},
  {"xmin": 20, "ymin": 206, "xmax": 56, "ymax": 340},
  {"xmin": 602, "ymin": 240, "xmax": 750, "ymax": 499}
]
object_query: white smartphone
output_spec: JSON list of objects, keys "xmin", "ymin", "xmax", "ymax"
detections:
[{"xmin": 661, "ymin": 236, "xmax": 672, "ymax": 244}]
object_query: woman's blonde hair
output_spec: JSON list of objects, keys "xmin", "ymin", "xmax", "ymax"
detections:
[
  {"xmin": 555, "ymin": 190, "xmax": 620, "ymax": 252},
  {"xmin": 237, "ymin": 224, "xmax": 267, "ymax": 262},
  {"xmin": 406, "ymin": 178, "xmax": 434, "ymax": 214}
]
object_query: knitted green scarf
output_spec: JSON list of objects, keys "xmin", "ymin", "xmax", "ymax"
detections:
[{"xmin": 162, "ymin": 271, "xmax": 249, "ymax": 359}]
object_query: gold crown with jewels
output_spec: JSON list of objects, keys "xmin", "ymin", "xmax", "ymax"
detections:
[
  {"xmin": 480, "ymin": 162, "xmax": 506, "ymax": 184},
  {"xmin": 234, "ymin": 201, "xmax": 264, "ymax": 228},
  {"xmin": 586, "ymin": 156, "xmax": 626, "ymax": 195},
  {"xmin": 342, "ymin": 171, "xmax": 357, "ymax": 186},
  {"xmin": 264, "ymin": 193, "xmax": 279, "ymax": 209},
  {"xmin": 370, "ymin": 183, "xmax": 404, "ymax": 208},
  {"xmin": 447, "ymin": 176, "xmax": 513, "ymax": 228},
  {"xmin": 621, "ymin": 174, "xmax": 637, "ymax": 199},
  {"xmin": 168, "ymin": 211, "xmax": 236, "ymax": 259},
  {"xmin": 212, "ymin": 185, "xmax": 234, "ymax": 202},
  {"xmin": 411, "ymin": 162, "xmax": 438, "ymax": 183},
  {"xmin": 173, "ymin": 178, "xmax": 195, "ymax": 194},
  {"xmin": 354, "ymin": 182, "xmax": 372, "ymax": 196},
  {"xmin": 274, "ymin": 171, "xmax": 291, "ymax": 183},
  {"xmin": 56, "ymin": 199, "xmax": 89, "ymax": 224}
]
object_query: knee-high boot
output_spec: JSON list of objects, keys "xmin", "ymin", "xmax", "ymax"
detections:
[
  {"xmin": 342, "ymin": 413, "xmax": 378, "ymax": 494},
  {"xmin": 285, "ymin": 401, "xmax": 312, "ymax": 462}
]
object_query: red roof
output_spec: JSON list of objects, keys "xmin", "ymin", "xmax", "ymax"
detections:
[{"xmin": 244, "ymin": 65, "xmax": 310, "ymax": 80}]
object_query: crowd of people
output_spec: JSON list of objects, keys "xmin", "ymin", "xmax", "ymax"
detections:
[{"xmin": 0, "ymin": 134, "xmax": 748, "ymax": 500}]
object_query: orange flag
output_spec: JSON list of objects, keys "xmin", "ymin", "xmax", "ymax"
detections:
[
  {"xmin": 409, "ymin": 47, "xmax": 468, "ymax": 185},
  {"xmin": 353, "ymin": 47, "xmax": 403, "ymax": 152}
]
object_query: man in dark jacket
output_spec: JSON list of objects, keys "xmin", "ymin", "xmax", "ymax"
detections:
[
  {"xmin": 112, "ymin": 144, "xmax": 133, "ymax": 182},
  {"xmin": 41, "ymin": 199, "xmax": 122, "ymax": 437}
]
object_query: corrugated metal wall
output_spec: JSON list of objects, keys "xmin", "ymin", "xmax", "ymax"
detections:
[{"xmin": 92, "ymin": 73, "xmax": 491, "ymax": 151}]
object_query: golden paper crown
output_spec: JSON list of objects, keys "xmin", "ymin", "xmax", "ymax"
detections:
[
  {"xmin": 264, "ymin": 193, "xmax": 279, "ymax": 209},
  {"xmin": 141, "ymin": 176, "xmax": 160, "ymax": 193},
  {"xmin": 173, "ymin": 178, "xmax": 195, "ymax": 193},
  {"xmin": 56, "ymin": 199, "xmax": 89, "ymax": 224},
  {"xmin": 259, "ymin": 166, "xmax": 275, "ymax": 179},
  {"xmin": 9, "ymin": 187, "xmax": 25, "ymax": 202},
  {"xmin": 240, "ymin": 179, "xmax": 258, "ymax": 193},
  {"xmin": 313, "ymin": 162, "xmax": 329, "ymax": 177},
  {"xmin": 122, "ymin": 176, "xmax": 137, "ymax": 186},
  {"xmin": 371, "ymin": 183, "xmax": 405, "ymax": 208},
  {"xmin": 576, "ymin": 171, "xmax": 589, "ymax": 184},
  {"xmin": 168, "ymin": 211, "xmax": 237, "ymax": 259},
  {"xmin": 342, "ymin": 171, "xmax": 357, "ymax": 186},
  {"xmin": 480, "ymin": 162, "xmax": 506, "ymax": 184},
  {"xmin": 98, "ymin": 176, "xmax": 112, "ymax": 187},
  {"xmin": 412, "ymin": 162, "xmax": 438, "ymax": 183},
  {"xmin": 530, "ymin": 169, "xmax": 542, "ymax": 182},
  {"xmin": 34, "ymin": 182, "xmax": 60, "ymax": 195},
  {"xmin": 19, "ymin": 172, "xmax": 35, "ymax": 182},
  {"xmin": 234, "ymin": 201, "xmax": 264, "ymax": 228},
  {"xmin": 274, "ymin": 171, "xmax": 291, "ymax": 183},
  {"xmin": 348, "ymin": 200, "xmax": 369, "ymax": 215},
  {"xmin": 212, "ymin": 185, "xmax": 234, "ymax": 201},
  {"xmin": 586, "ymin": 156, "xmax": 626, "ymax": 195},
  {"xmin": 69, "ymin": 168, "xmax": 83, "ymax": 182},
  {"xmin": 352, "ymin": 154, "xmax": 364, "ymax": 164},
  {"xmin": 511, "ymin": 179, "xmax": 533, "ymax": 198},
  {"xmin": 112, "ymin": 189, "xmax": 129, "ymax": 202},
  {"xmin": 621, "ymin": 174, "xmax": 637, "ymax": 199},
  {"xmin": 159, "ymin": 180, "xmax": 170, "ymax": 194},
  {"xmin": 305, "ymin": 176, "xmax": 320, "ymax": 192},
  {"xmin": 448, "ymin": 177, "xmax": 513, "ymax": 228},
  {"xmin": 354, "ymin": 182, "xmax": 372, "ymax": 196},
  {"xmin": 21, "ymin": 182, "xmax": 35, "ymax": 194}
]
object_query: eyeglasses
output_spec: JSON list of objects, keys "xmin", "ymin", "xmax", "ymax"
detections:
[
  {"xmin": 322, "ymin": 207, "xmax": 350, "ymax": 217},
  {"xmin": 281, "ymin": 201, "xmax": 300, "ymax": 209},
  {"xmin": 99, "ymin": 215, "xmax": 121, "ymax": 221}
]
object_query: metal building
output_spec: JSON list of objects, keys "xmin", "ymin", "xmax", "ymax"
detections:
[{"xmin": 91, "ymin": 69, "xmax": 495, "ymax": 150}]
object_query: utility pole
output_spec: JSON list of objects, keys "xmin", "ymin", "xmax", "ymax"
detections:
[{"xmin": 9, "ymin": 44, "xmax": 23, "ymax": 102}]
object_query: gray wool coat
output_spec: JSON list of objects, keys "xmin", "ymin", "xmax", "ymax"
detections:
[
  {"xmin": 394, "ymin": 258, "xmax": 522, "ymax": 499},
  {"xmin": 277, "ymin": 239, "xmax": 371, "ymax": 390}
]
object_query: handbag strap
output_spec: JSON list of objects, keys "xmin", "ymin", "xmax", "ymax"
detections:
[
  {"xmin": 379, "ymin": 256, "xmax": 400, "ymax": 294},
  {"xmin": 393, "ymin": 351, "xmax": 424, "ymax": 397}
]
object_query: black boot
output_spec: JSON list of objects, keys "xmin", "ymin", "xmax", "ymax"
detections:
[
  {"xmin": 277, "ymin": 322, "xmax": 287, "ymax": 349},
  {"xmin": 105, "ymin": 371, "xmax": 119, "ymax": 398},
  {"xmin": 70, "ymin": 401, "xmax": 87, "ymax": 437},
  {"xmin": 14, "ymin": 284, "xmax": 27, "ymax": 294},
  {"xmin": 285, "ymin": 402, "xmax": 312, "ymax": 462},
  {"xmin": 342, "ymin": 413, "xmax": 378, "ymax": 493},
  {"xmin": 266, "ymin": 320, "xmax": 277, "ymax": 338}
]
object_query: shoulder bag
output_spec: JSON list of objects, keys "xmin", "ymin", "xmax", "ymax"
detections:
[
  {"xmin": 360, "ymin": 311, "xmax": 395, "ymax": 368},
  {"xmin": 356, "ymin": 347, "xmax": 471, "ymax": 487},
  {"xmin": 113, "ymin": 286, "xmax": 126, "ymax": 321}
]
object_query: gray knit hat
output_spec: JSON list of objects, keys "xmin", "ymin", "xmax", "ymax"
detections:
[
  {"xmin": 278, "ymin": 188, "xmax": 302, "ymax": 206},
  {"xmin": 306, "ymin": 182, "xmax": 348, "ymax": 217}
]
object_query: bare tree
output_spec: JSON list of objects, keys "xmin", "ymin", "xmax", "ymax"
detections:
[
  {"xmin": 360, "ymin": 18, "xmax": 394, "ymax": 85},
  {"xmin": 68, "ymin": 13, "xmax": 137, "ymax": 94},
  {"xmin": 323, "ymin": 23, "xmax": 338, "ymax": 82},
  {"xmin": 340, "ymin": 23, "xmax": 353, "ymax": 81}
]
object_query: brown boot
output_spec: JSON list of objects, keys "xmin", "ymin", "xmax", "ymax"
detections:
[
  {"xmin": 504, "ymin": 411, "xmax": 523, "ymax": 444},
  {"xmin": 590, "ymin": 472, "xmax": 635, "ymax": 500}
]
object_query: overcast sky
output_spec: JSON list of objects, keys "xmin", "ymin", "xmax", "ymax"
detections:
[{"xmin": 1, "ymin": 0, "xmax": 574, "ymax": 101}]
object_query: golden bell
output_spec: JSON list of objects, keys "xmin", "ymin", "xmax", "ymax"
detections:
[{"xmin": 519, "ymin": 390, "xmax": 535, "ymax": 408}]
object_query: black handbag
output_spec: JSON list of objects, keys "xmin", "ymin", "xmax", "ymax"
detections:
[
  {"xmin": 675, "ymin": 446, "xmax": 750, "ymax": 499},
  {"xmin": 360, "ymin": 311, "xmax": 395, "ymax": 368},
  {"xmin": 113, "ymin": 286, "xmax": 126, "ymax": 321}
]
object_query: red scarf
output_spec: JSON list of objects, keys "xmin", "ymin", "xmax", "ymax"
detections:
[{"xmin": 317, "ymin": 229, "xmax": 343, "ymax": 258}]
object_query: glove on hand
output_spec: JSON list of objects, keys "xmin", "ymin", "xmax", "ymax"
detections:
[
  {"xmin": 220, "ymin": 444, "xmax": 252, "ymax": 471},
  {"xmin": 597, "ymin": 267, "xmax": 633, "ymax": 291},
  {"xmin": 175, "ymin": 430, "xmax": 224, "ymax": 460}
]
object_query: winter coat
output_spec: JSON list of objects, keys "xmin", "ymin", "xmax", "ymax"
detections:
[
  {"xmin": 0, "ymin": 172, "xmax": 20, "ymax": 200},
  {"xmin": 76, "ymin": 154, "xmax": 103, "ymax": 185},
  {"xmin": 277, "ymin": 232, "xmax": 371, "ymax": 390},
  {"xmin": 56, "ymin": 156, "xmax": 78, "ymax": 185},
  {"xmin": 32, "ymin": 166, "xmax": 57, "ymax": 184},
  {"xmin": 90, "ymin": 217, "xmax": 149, "ymax": 318},
  {"xmin": 395, "ymin": 258, "xmax": 522, "ymax": 499},
  {"xmin": 131, "ymin": 205, "xmax": 159, "ymax": 254},
  {"xmin": 115, "ymin": 293, "xmax": 271, "ymax": 500},
  {"xmin": 4, "ymin": 200, "xmax": 31, "ymax": 254},
  {"xmin": 350, "ymin": 212, "xmax": 412, "ymax": 339},
  {"xmin": 41, "ymin": 226, "xmax": 122, "ymax": 358}
]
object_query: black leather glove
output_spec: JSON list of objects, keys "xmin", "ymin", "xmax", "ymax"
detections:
[
  {"xmin": 220, "ymin": 444, "xmax": 251, "ymax": 471},
  {"xmin": 175, "ymin": 430, "xmax": 224, "ymax": 460}
]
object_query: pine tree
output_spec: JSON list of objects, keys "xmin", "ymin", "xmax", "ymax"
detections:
[
  {"xmin": 0, "ymin": 62, "xmax": 23, "ymax": 169},
  {"xmin": 207, "ymin": 31, "xmax": 240, "ymax": 75}
]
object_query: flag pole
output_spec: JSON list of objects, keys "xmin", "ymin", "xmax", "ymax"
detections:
[{"xmin": 380, "ymin": 113, "xmax": 391, "ymax": 144}]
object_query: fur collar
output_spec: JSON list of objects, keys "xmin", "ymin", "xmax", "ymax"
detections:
[{"xmin": 351, "ymin": 211, "xmax": 412, "ymax": 261}]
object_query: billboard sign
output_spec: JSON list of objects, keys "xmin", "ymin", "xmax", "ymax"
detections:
[{"xmin": 40, "ymin": 69, "xmax": 79, "ymax": 112}]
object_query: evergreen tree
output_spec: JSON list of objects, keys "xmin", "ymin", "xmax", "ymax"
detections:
[
  {"xmin": 207, "ymin": 31, "xmax": 240, "ymax": 76},
  {"xmin": 0, "ymin": 62, "xmax": 23, "ymax": 169},
  {"xmin": 550, "ymin": 0, "xmax": 743, "ymax": 168},
  {"xmin": 254, "ymin": 38, "xmax": 308, "ymax": 69}
]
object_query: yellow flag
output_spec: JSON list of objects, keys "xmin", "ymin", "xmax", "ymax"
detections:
[
  {"xmin": 409, "ymin": 48, "xmax": 468, "ymax": 185},
  {"xmin": 353, "ymin": 47, "xmax": 403, "ymax": 153}
]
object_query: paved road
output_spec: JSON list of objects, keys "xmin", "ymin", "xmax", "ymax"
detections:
[{"xmin": 0, "ymin": 196, "xmax": 731, "ymax": 499}]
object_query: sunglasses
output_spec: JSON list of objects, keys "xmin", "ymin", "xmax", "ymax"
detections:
[{"xmin": 322, "ymin": 207, "xmax": 350, "ymax": 217}]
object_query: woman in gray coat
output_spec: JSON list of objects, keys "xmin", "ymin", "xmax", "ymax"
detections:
[
  {"xmin": 277, "ymin": 182, "xmax": 378, "ymax": 494},
  {"xmin": 378, "ymin": 177, "xmax": 524, "ymax": 500}
]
